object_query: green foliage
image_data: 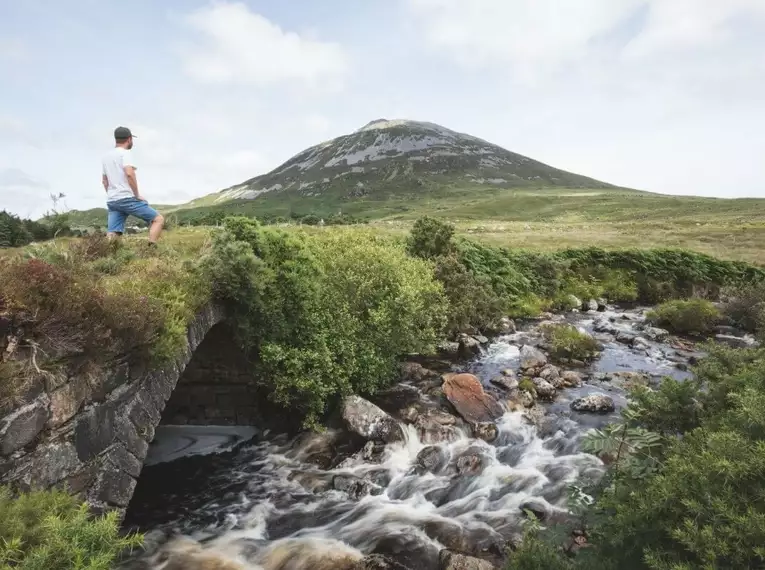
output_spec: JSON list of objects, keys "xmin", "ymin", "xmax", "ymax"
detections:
[
  {"xmin": 722, "ymin": 282, "xmax": 765, "ymax": 336},
  {"xmin": 646, "ymin": 299, "xmax": 721, "ymax": 335},
  {"xmin": 540, "ymin": 324, "xmax": 601, "ymax": 362},
  {"xmin": 0, "ymin": 487, "xmax": 142, "ymax": 569},
  {"xmin": 518, "ymin": 378, "xmax": 536, "ymax": 394},
  {"xmin": 203, "ymin": 218, "xmax": 447, "ymax": 427},
  {"xmin": 407, "ymin": 216, "xmax": 456, "ymax": 259},
  {"xmin": 505, "ymin": 521, "xmax": 575, "ymax": 570},
  {"xmin": 0, "ymin": 211, "xmax": 54, "ymax": 249}
]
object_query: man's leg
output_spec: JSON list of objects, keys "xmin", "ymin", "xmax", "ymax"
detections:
[
  {"xmin": 106, "ymin": 205, "xmax": 127, "ymax": 239},
  {"xmin": 148, "ymin": 213, "xmax": 165, "ymax": 244}
]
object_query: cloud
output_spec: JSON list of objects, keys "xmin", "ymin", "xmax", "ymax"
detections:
[
  {"xmin": 0, "ymin": 168, "xmax": 51, "ymax": 217},
  {"xmin": 180, "ymin": 2, "xmax": 348, "ymax": 88}
]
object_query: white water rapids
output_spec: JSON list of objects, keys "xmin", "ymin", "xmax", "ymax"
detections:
[{"xmin": 121, "ymin": 309, "xmax": 702, "ymax": 570}]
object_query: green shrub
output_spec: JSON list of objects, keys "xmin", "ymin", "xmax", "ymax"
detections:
[
  {"xmin": 722, "ymin": 282, "xmax": 765, "ymax": 335},
  {"xmin": 540, "ymin": 324, "xmax": 601, "ymax": 362},
  {"xmin": 406, "ymin": 216, "xmax": 456, "ymax": 259},
  {"xmin": 518, "ymin": 378, "xmax": 536, "ymax": 394},
  {"xmin": 646, "ymin": 299, "xmax": 721, "ymax": 335},
  {"xmin": 204, "ymin": 219, "xmax": 447, "ymax": 427},
  {"xmin": 0, "ymin": 486, "xmax": 142, "ymax": 569}
]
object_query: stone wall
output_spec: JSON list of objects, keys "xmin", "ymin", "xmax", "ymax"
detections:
[
  {"xmin": 0, "ymin": 304, "xmax": 241, "ymax": 515},
  {"xmin": 161, "ymin": 323, "xmax": 261, "ymax": 426}
]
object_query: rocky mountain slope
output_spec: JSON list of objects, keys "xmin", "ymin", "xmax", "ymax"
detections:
[{"xmin": 190, "ymin": 119, "xmax": 614, "ymax": 208}]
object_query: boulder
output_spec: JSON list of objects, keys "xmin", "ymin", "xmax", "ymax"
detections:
[
  {"xmin": 438, "ymin": 341, "xmax": 461, "ymax": 358},
  {"xmin": 596, "ymin": 298, "xmax": 608, "ymax": 311},
  {"xmin": 416, "ymin": 446, "xmax": 448, "ymax": 474},
  {"xmin": 560, "ymin": 371, "xmax": 583, "ymax": 388},
  {"xmin": 472, "ymin": 422, "xmax": 498, "ymax": 443},
  {"xmin": 520, "ymin": 345, "xmax": 547, "ymax": 371},
  {"xmin": 615, "ymin": 331, "xmax": 637, "ymax": 345},
  {"xmin": 474, "ymin": 335, "xmax": 489, "ymax": 345},
  {"xmin": 414, "ymin": 409, "xmax": 461, "ymax": 443},
  {"xmin": 641, "ymin": 326, "xmax": 670, "ymax": 342},
  {"xmin": 443, "ymin": 374, "xmax": 504, "ymax": 424},
  {"xmin": 458, "ymin": 335, "xmax": 482, "ymax": 357},
  {"xmin": 342, "ymin": 396, "xmax": 404, "ymax": 443},
  {"xmin": 353, "ymin": 555, "xmax": 409, "ymax": 570},
  {"xmin": 400, "ymin": 362, "xmax": 439, "ymax": 384},
  {"xmin": 490, "ymin": 374, "xmax": 518, "ymax": 391},
  {"xmin": 538, "ymin": 364, "xmax": 561, "ymax": 383},
  {"xmin": 571, "ymin": 394, "xmax": 616, "ymax": 414},
  {"xmin": 439, "ymin": 550, "xmax": 495, "ymax": 570},
  {"xmin": 632, "ymin": 337, "xmax": 651, "ymax": 351},
  {"xmin": 0, "ymin": 400, "xmax": 49, "ymax": 456},
  {"xmin": 520, "ymin": 499, "xmax": 550, "ymax": 521},
  {"xmin": 715, "ymin": 334, "xmax": 757, "ymax": 349},
  {"xmin": 333, "ymin": 474, "xmax": 377, "ymax": 500},
  {"xmin": 496, "ymin": 317, "xmax": 516, "ymax": 334},
  {"xmin": 532, "ymin": 378, "xmax": 556, "ymax": 401},
  {"xmin": 371, "ymin": 384, "xmax": 422, "ymax": 421},
  {"xmin": 456, "ymin": 453, "xmax": 484, "ymax": 476},
  {"xmin": 586, "ymin": 299, "xmax": 599, "ymax": 312}
]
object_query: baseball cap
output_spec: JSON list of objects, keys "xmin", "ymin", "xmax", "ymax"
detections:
[{"xmin": 114, "ymin": 126, "xmax": 137, "ymax": 139}]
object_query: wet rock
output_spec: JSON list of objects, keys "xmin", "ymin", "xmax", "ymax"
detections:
[
  {"xmin": 496, "ymin": 317, "xmax": 516, "ymax": 334},
  {"xmin": 538, "ymin": 364, "xmax": 561, "ymax": 383},
  {"xmin": 365, "ymin": 468, "xmax": 392, "ymax": 488},
  {"xmin": 571, "ymin": 394, "xmax": 616, "ymax": 414},
  {"xmin": 288, "ymin": 470, "xmax": 333, "ymax": 493},
  {"xmin": 714, "ymin": 325, "xmax": 741, "ymax": 336},
  {"xmin": 456, "ymin": 454, "xmax": 484, "ymax": 476},
  {"xmin": 601, "ymin": 371, "xmax": 650, "ymax": 390},
  {"xmin": 443, "ymin": 374, "xmax": 504, "ymax": 424},
  {"xmin": 593, "ymin": 317, "xmax": 617, "ymax": 334},
  {"xmin": 474, "ymin": 335, "xmax": 489, "ymax": 345},
  {"xmin": 458, "ymin": 335, "xmax": 482, "ymax": 357},
  {"xmin": 515, "ymin": 390, "xmax": 536, "ymax": 408},
  {"xmin": 597, "ymin": 298, "xmax": 608, "ymax": 311},
  {"xmin": 288, "ymin": 430, "xmax": 342, "ymax": 469},
  {"xmin": 342, "ymin": 396, "xmax": 404, "ymax": 443},
  {"xmin": 586, "ymin": 299, "xmax": 599, "ymax": 312},
  {"xmin": 490, "ymin": 374, "xmax": 518, "ymax": 391},
  {"xmin": 565, "ymin": 294, "xmax": 582, "ymax": 310},
  {"xmin": 400, "ymin": 362, "xmax": 440, "ymax": 384},
  {"xmin": 333, "ymin": 474, "xmax": 378, "ymax": 500},
  {"xmin": 415, "ymin": 409, "xmax": 461, "ymax": 443},
  {"xmin": 371, "ymin": 384, "xmax": 423, "ymax": 421},
  {"xmin": 362, "ymin": 440, "xmax": 386, "ymax": 462},
  {"xmin": 439, "ymin": 550, "xmax": 494, "ymax": 570},
  {"xmin": 438, "ymin": 341, "xmax": 461, "ymax": 358},
  {"xmin": 531, "ymin": 378, "xmax": 556, "ymax": 401},
  {"xmin": 417, "ymin": 446, "xmax": 448, "ymax": 474},
  {"xmin": 519, "ymin": 345, "xmax": 547, "ymax": 370},
  {"xmin": 354, "ymin": 554, "xmax": 409, "ymax": 570},
  {"xmin": 560, "ymin": 371, "xmax": 583, "ymax": 388},
  {"xmin": 715, "ymin": 334, "xmax": 757, "ymax": 349},
  {"xmin": 520, "ymin": 498, "xmax": 550, "ymax": 521},
  {"xmin": 0, "ymin": 400, "xmax": 49, "ymax": 456},
  {"xmin": 472, "ymin": 422, "xmax": 498, "ymax": 443},
  {"xmin": 615, "ymin": 331, "xmax": 637, "ymax": 345},
  {"xmin": 640, "ymin": 326, "xmax": 670, "ymax": 342},
  {"xmin": 632, "ymin": 337, "xmax": 651, "ymax": 351}
]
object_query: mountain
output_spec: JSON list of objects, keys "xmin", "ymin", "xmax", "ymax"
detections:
[{"xmin": 187, "ymin": 119, "xmax": 614, "ymax": 210}]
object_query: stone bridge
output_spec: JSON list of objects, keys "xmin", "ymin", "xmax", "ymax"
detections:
[{"xmin": 0, "ymin": 304, "xmax": 271, "ymax": 515}]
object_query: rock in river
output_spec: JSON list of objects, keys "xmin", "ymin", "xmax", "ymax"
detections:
[
  {"xmin": 520, "ymin": 345, "xmax": 547, "ymax": 371},
  {"xmin": 439, "ymin": 550, "xmax": 495, "ymax": 570},
  {"xmin": 342, "ymin": 396, "xmax": 404, "ymax": 443},
  {"xmin": 443, "ymin": 374, "xmax": 504, "ymax": 424},
  {"xmin": 571, "ymin": 394, "xmax": 616, "ymax": 414}
]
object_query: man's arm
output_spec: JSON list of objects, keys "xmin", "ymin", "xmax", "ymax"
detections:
[
  {"xmin": 102, "ymin": 174, "xmax": 108, "ymax": 191},
  {"xmin": 123, "ymin": 166, "xmax": 144, "ymax": 201}
]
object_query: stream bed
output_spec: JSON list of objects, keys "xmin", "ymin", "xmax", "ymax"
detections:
[{"xmin": 121, "ymin": 307, "xmax": 708, "ymax": 570}]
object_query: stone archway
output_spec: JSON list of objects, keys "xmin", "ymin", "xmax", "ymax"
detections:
[{"xmin": 0, "ymin": 304, "xmax": 264, "ymax": 516}]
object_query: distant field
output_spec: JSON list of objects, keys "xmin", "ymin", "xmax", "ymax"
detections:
[{"xmin": 43, "ymin": 188, "xmax": 765, "ymax": 265}]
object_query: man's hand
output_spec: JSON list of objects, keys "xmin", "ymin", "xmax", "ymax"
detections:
[
  {"xmin": 136, "ymin": 194, "xmax": 148, "ymax": 203},
  {"xmin": 102, "ymin": 174, "xmax": 108, "ymax": 191}
]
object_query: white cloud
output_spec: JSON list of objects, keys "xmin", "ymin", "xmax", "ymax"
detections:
[
  {"xmin": 0, "ymin": 168, "xmax": 51, "ymax": 217},
  {"xmin": 181, "ymin": 2, "xmax": 348, "ymax": 88}
]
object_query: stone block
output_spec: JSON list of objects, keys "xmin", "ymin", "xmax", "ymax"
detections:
[
  {"xmin": 105, "ymin": 443, "xmax": 142, "ymax": 478},
  {"xmin": 49, "ymin": 376, "xmax": 91, "ymax": 428},
  {"xmin": 74, "ymin": 405, "xmax": 115, "ymax": 462},
  {"xmin": 92, "ymin": 469, "xmax": 137, "ymax": 507},
  {"xmin": 0, "ymin": 399, "xmax": 49, "ymax": 456},
  {"xmin": 6, "ymin": 442, "xmax": 80, "ymax": 491},
  {"xmin": 114, "ymin": 414, "xmax": 149, "ymax": 460}
]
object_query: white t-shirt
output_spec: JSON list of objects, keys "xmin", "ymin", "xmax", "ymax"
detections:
[{"xmin": 102, "ymin": 147, "xmax": 137, "ymax": 202}]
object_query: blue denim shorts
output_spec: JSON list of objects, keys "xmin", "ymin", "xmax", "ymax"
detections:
[{"xmin": 107, "ymin": 198, "xmax": 160, "ymax": 233}]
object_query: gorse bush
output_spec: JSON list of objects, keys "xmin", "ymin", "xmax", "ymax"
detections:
[
  {"xmin": 203, "ymin": 218, "xmax": 447, "ymax": 427},
  {"xmin": 646, "ymin": 299, "xmax": 721, "ymax": 335},
  {"xmin": 406, "ymin": 216, "xmax": 456, "ymax": 259},
  {"xmin": 0, "ymin": 486, "xmax": 142, "ymax": 569},
  {"xmin": 722, "ymin": 282, "xmax": 765, "ymax": 336},
  {"xmin": 540, "ymin": 324, "xmax": 601, "ymax": 363}
]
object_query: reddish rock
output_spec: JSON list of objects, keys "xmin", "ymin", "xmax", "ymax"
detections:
[{"xmin": 443, "ymin": 374, "xmax": 504, "ymax": 424}]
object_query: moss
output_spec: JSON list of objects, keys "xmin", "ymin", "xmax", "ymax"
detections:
[
  {"xmin": 518, "ymin": 378, "xmax": 536, "ymax": 394},
  {"xmin": 540, "ymin": 323, "xmax": 601, "ymax": 363},
  {"xmin": 646, "ymin": 299, "xmax": 721, "ymax": 336}
]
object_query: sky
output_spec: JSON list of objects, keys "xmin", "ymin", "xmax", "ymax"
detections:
[{"xmin": 1, "ymin": 0, "xmax": 764, "ymax": 218}]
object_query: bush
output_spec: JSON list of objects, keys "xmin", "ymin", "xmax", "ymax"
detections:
[
  {"xmin": 722, "ymin": 282, "xmax": 765, "ymax": 336},
  {"xmin": 540, "ymin": 324, "xmax": 601, "ymax": 362},
  {"xmin": 646, "ymin": 299, "xmax": 721, "ymax": 335},
  {"xmin": 203, "ymin": 219, "xmax": 447, "ymax": 427},
  {"xmin": 0, "ymin": 486, "xmax": 142, "ymax": 569},
  {"xmin": 407, "ymin": 217, "xmax": 456, "ymax": 259}
]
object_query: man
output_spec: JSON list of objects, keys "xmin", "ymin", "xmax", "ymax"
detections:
[{"xmin": 102, "ymin": 126, "xmax": 164, "ymax": 243}]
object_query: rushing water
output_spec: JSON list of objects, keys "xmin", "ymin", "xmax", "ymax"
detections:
[{"xmin": 121, "ymin": 308, "xmax": 700, "ymax": 570}]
